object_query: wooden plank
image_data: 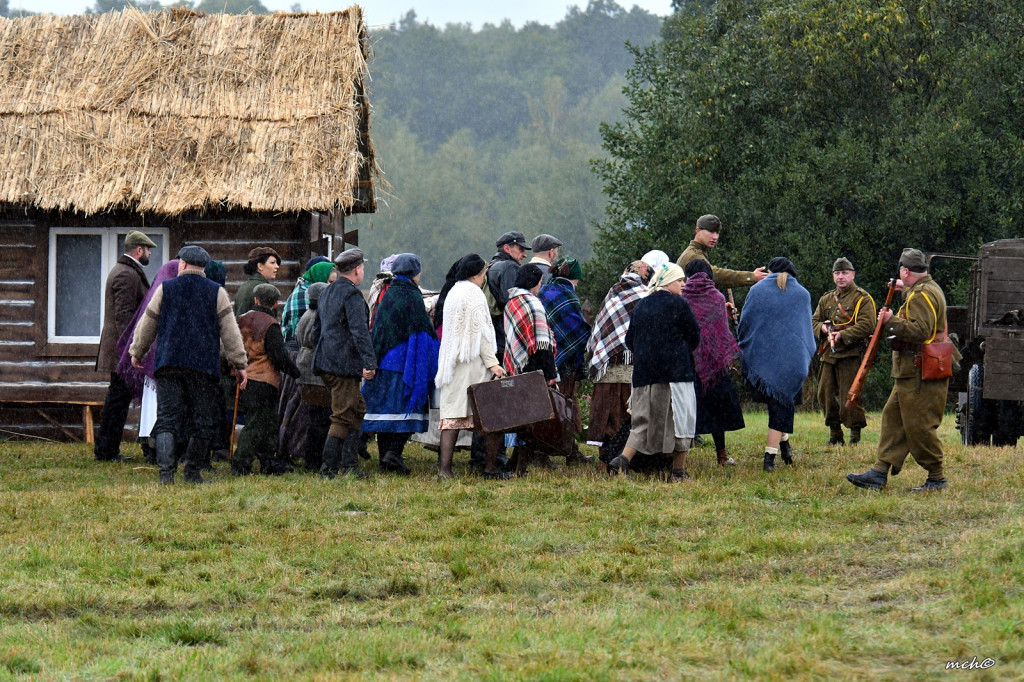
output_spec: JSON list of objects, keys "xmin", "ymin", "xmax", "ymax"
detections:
[
  {"xmin": 983, "ymin": 337, "xmax": 1024, "ymax": 400},
  {"xmin": 0, "ymin": 322, "xmax": 36, "ymax": 342},
  {"xmin": 0, "ymin": 384, "xmax": 108, "ymax": 403},
  {"xmin": 35, "ymin": 408, "xmax": 82, "ymax": 442},
  {"xmin": 0, "ymin": 359, "xmax": 99, "ymax": 383},
  {"xmin": 83, "ymin": 405, "xmax": 94, "ymax": 444}
]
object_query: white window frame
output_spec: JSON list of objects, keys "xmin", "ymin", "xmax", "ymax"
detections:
[{"xmin": 47, "ymin": 227, "xmax": 170, "ymax": 344}]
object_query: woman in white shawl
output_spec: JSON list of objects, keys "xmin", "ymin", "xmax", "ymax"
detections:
[{"xmin": 435, "ymin": 254, "xmax": 509, "ymax": 479}]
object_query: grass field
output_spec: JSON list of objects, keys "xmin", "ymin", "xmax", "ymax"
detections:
[{"xmin": 1, "ymin": 411, "xmax": 1021, "ymax": 681}]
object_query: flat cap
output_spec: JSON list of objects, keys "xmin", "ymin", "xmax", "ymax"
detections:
[
  {"xmin": 832, "ymin": 257, "xmax": 855, "ymax": 272},
  {"xmin": 334, "ymin": 247, "xmax": 367, "ymax": 271},
  {"xmin": 177, "ymin": 245, "xmax": 210, "ymax": 267},
  {"xmin": 247, "ymin": 246, "xmax": 281, "ymax": 263},
  {"xmin": 253, "ymin": 282, "xmax": 281, "ymax": 303},
  {"xmin": 696, "ymin": 214, "xmax": 722, "ymax": 233},
  {"xmin": 496, "ymin": 231, "xmax": 530, "ymax": 250},
  {"xmin": 899, "ymin": 248, "xmax": 928, "ymax": 271},
  {"xmin": 125, "ymin": 230, "xmax": 157, "ymax": 249},
  {"xmin": 531, "ymin": 234, "xmax": 563, "ymax": 252}
]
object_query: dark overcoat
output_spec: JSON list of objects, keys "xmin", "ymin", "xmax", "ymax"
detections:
[{"xmin": 96, "ymin": 255, "xmax": 150, "ymax": 372}]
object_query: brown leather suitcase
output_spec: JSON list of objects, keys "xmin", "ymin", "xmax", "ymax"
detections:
[
  {"xmin": 469, "ymin": 371, "xmax": 555, "ymax": 433},
  {"xmin": 529, "ymin": 387, "xmax": 577, "ymax": 455}
]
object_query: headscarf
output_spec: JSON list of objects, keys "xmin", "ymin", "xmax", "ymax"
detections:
[
  {"xmin": 455, "ymin": 254, "xmax": 486, "ymax": 281},
  {"xmin": 302, "ymin": 261, "xmax": 335, "ymax": 284},
  {"xmin": 204, "ymin": 260, "xmax": 226, "ymax": 287},
  {"xmin": 551, "ymin": 257, "xmax": 583, "ymax": 280},
  {"xmin": 587, "ymin": 264, "xmax": 649, "ymax": 380},
  {"xmin": 681, "ymin": 266, "xmax": 741, "ymax": 386},
  {"xmin": 379, "ymin": 253, "xmax": 400, "ymax": 273},
  {"xmin": 625, "ymin": 260, "xmax": 653, "ymax": 284},
  {"xmin": 648, "ymin": 262, "xmax": 685, "ymax": 292},
  {"xmin": 115, "ymin": 259, "xmax": 180, "ymax": 400},
  {"xmin": 641, "ymin": 250, "xmax": 670, "ymax": 269},
  {"xmin": 284, "ymin": 261, "xmax": 336, "ymax": 340}
]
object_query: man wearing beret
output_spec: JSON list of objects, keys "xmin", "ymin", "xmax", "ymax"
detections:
[
  {"xmin": 234, "ymin": 246, "xmax": 282, "ymax": 319},
  {"xmin": 311, "ymin": 248, "xmax": 377, "ymax": 479},
  {"xmin": 676, "ymin": 215, "xmax": 767, "ymax": 290},
  {"xmin": 486, "ymin": 231, "xmax": 531, "ymax": 362},
  {"xmin": 848, "ymin": 248, "xmax": 952, "ymax": 492},
  {"xmin": 131, "ymin": 246, "xmax": 249, "ymax": 484},
  {"xmin": 94, "ymin": 230, "xmax": 157, "ymax": 463},
  {"xmin": 811, "ymin": 257, "xmax": 877, "ymax": 446},
  {"xmin": 529, "ymin": 233, "xmax": 563, "ymax": 286}
]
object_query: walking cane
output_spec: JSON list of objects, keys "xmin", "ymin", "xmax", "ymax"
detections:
[{"xmin": 229, "ymin": 380, "xmax": 240, "ymax": 461}]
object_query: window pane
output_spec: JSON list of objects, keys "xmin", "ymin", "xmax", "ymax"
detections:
[
  {"xmin": 116, "ymin": 232, "xmax": 166, "ymax": 284},
  {"xmin": 55, "ymin": 234, "xmax": 103, "ymax": 337}
]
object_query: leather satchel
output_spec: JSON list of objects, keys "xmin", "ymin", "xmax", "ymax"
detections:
[{"xmin": 916, "ymin": 321, "xmax": 954, "ymax": 380}]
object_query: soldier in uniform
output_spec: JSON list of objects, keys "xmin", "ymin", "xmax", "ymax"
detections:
[
  {"xmin": 847, "ymin": 248, "xmax": 952, "ymax": 492},
  {"xmin": 676, "ymin": 214, "xmax": 767, "ymax": 289},
  {"xmin": 811, "ymin": 257, "xmax": 877, "ymax": 445}
]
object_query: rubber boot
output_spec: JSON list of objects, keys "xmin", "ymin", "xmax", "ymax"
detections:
[
  {"xmin": 319, "ymin": 435, "xmax": 343, "ymax": 479},
  {"xmin": 183, "ymin": 437, "xmax": 210, "ymax": 484},
  {"xmin": 155, "ymin": 432, "xmax": 177, "ymax": 485},
  {"xmin": 339, "ymin": 429, "xmax": 367, "ymax": 478}
]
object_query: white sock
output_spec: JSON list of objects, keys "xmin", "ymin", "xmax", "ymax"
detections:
[
  {"xmin": 765, "ymin": 446, "xmax": 780, "ymax": 455},
  {"xmin": 781, "ymin": 433, "xmax": 790, "ymax": 442}
]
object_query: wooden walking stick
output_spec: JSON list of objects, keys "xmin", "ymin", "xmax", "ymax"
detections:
[
  {"xmin": 845, "ymin": 275, "xmax": 898, "ymax": 409},
  {"xmin": 229, "ymin": 379, "xmax": 240, "ymax": 461}
]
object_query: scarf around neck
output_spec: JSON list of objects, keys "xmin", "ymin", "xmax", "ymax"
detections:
[{"xmin": 681, "ymin": 271, "xmax": 740, "ymax": 386}]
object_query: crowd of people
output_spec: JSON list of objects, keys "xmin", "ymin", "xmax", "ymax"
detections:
[{"xmin": 94, "ymin": 217, "xmax": 954, "ymax": 492}]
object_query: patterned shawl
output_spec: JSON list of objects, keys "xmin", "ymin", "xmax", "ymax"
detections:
[
  {"xmin": 539, "ymin": 277, "xmax": 590, "ymax": 372},
  {"xmin": 114, "ymin": 259, "xmax": 180, "ymax": 401},
  {"xmin": 586, "ymin": 271, "xmax": 647, "ymax": 380},
  {"xmin": 681, "ymin": 271, "xmax": 741, "ymax": 386},
  {"xmin": 503, "ymin": 288, "xmax": 556, "ymax": 375},
  {"xmin": 737, "ymin": 274, "xmax": 816, "ymax": 407},
  {"xmin": 281, "ymin": 262, "xmax": 336, "ymax": 341},
  {"xmin": 371, "ymin": 276, "xmax": 440, "ymax": 412},
  {"xmin": 435, "ymin": 280, "xmax": 495, "ymax": 387}
]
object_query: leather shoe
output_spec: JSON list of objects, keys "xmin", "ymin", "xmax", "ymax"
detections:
[
  {"xmin": 668, "ymin": 468, "xmax": 692, "ymax": 483},
  {"xmin": 846, "ymin": 469, "xmax": 888, "ymax": 490},
  {"xmin": 607, "ymin": 455, "xmax": 630, "ymax": 476},
  {"xmin": 827, "ymin": 436, "xmax": 845, "ymax": 446},
  {"xmin": 911, "ymin": 478, "xmax": 947, "ymax": 493},
  {"xmin": 779, "ymin": 440, "xmax": 794, "ymax": 465},
  {"xmin": 716, "ymin": 449, "xmax": 737, "ymax": 466},
  {"xmin": 763, "ymin": 451, "xmax": 776, "ymax": 473},
  {"xmin": 380, "ymin": 450, "xmax": 411, "ymax": 475}
]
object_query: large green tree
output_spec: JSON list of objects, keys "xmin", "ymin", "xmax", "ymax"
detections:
[{"xmin": 593, "ymin": 0, "xmax": 1024, "ymax": 305}]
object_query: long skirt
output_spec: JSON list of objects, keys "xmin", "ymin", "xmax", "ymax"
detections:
[
  {"xmin": 277, "ymin": 368, "xmax": 308, "ymax": 462},
  {"xmin": 362, "ymin": 368, "xmax": 429, "ymax": 433},
  {"xmin": 626, "ymin": 382, "xmax": 696, "ymax": 455},
  {"xmin": 587, "ymin": 382, "xmax": 632, "ymax": 446},
  {"xmin": 695, "ymin": 372, "xmax": 745, "ymax": 435}
]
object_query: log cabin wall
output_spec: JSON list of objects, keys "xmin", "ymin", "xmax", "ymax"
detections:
[{"xmin": 0, "ymin": 209, "xmax": 323, "ymax": 441}]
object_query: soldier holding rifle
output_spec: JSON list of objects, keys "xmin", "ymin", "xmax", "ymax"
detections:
[
  {"xmin": 811, "ymin": 258, "xmax": 876, "ymax": 446},
  {"xmin": 847, "ymin": 248, "xmax": 952, "ymax": 493}
]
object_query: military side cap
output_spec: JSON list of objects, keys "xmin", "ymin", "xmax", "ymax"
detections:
[
  {"xmin": 496, "ymin": 231, "xmax": 530, "ymax": 249},
  {"xmin": 899, "ymin": 248, "xmax": 928, "ymax": 271},
  {"xmin": 125, "ymin": 230, "xmax": 157, "ymax": 248},
  {"xmin": 247, "ymin": 246, "xmax": 281, "ymax": 263},
  {"xmin": 177, "ymin": 245, "xmax": 210, "ymax": 267},
  {"xmin": 334, "ymin": 248, "xmax": 367, "ymax": 271},
  {"xmin": 531, "ymin": 233, "xmax": 563, "ymax": 251},
  {"xmin": 832, "ymin": 257, "xmax": 855, "ymax": 272},
  {"xmin": 696, "ymin": 214, "xmax": 722, "ymax": 232}
]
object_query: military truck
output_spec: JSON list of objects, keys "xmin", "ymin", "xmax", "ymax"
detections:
[{"xmin": 933, "ymin": 239, "xmax": 1024, "ymax": 446}]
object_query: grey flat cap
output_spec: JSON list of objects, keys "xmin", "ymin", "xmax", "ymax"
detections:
[
  {"xmin": 531, "ymin": 234, "xmax": 563, "ymax": 251},
  {"xmin": 334, "ymin": 248, "xmax": 367, "ymax": 271},
  {"xmin": 177, "ymin": 245, "xmax": 210, "ymax": 267}
]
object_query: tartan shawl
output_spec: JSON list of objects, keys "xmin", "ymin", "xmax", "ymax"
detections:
[
  {"xmin": 503, "ymin": 288, "xmax": 556, "ymax": 375},
  {"xmin": 681, "ymin": 271, "xmax": 741, "ymax": 386},
  {"xmin": 280, "ymin": 278, "xmax": 309, "ymax": 342},
  {"xmin": 539, "ymin": 277, "xmax": 590, "ymax": 372},
  {"xmin": 586, "ymin": 272, "xmax": 646, "ymax": 381}
]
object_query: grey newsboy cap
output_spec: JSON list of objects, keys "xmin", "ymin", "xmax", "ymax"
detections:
[
  {"xmin": 696, "ymin": 214, "xmax": 722, "ymax": 232},
  {"xmin": 899, "ymin": 248, "xmax": 928, "ymax": 271},
  {"xmin": 125, "ymin": 230, "xmax": 157, "ymax": 249},
  {"xmin": 531, "ymin": 234, "xmax": 563, "ymax": 251},
  {"xmin": 496, "ymin": 231, "xmax": 530, "ymax": 250},
  {"xmin": 334, "ymin": 248, "xmax": 367, "ymax": 271},
  {"xmin": 307, "ymin": 281, "xmax": 329, "ymax": 303},
  {"xmin": 177, "ymin": 245, "xmax": 210, "ymax": 267},
  {"xmin": 832, "ymin": 257, "xmax": 855, "ymax": 272},
  {"xmin": 253, "ymin": 283, "xmax": 281, "ymax": 304}
]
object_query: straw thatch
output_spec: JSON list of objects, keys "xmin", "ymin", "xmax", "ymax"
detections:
[{"xmin": 0, "ymin": 7, "xmax": 376, "ymax": 215}]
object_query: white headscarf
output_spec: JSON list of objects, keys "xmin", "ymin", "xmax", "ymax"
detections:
[{"xmin": 641, "ymin": 249, "xmax": 670, "ymax": 270}]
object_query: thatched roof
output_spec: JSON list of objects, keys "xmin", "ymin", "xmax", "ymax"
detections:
[{"xmin": 0, "ymin": 7, "xmax": 376, "ymax": 216}]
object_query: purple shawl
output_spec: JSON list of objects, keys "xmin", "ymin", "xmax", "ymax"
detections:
[
  {"xmin": 681, "ymin": 271, "xmax": 741, "ymax": 386},
  {"xmin": 115, "ymin": 259, "xmax": 180, "ymax": 401}
]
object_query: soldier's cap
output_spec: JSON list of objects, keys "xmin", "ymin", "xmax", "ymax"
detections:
[
  {"xmin": 496, "ymin": 231, "xmax": 531, "ymax": 250},
  {"xmin": 531, "ymin": 233, "xmax": 563, "ymax": 251},
  {"xmin": 307, "ymin": 281, "xmax": 329, "ymax": 303},
  {"xmin": 247, "ymin": 246, "xmax": 281, "ymax": 263},
  {"xmin": 177, "ymin": 245, "xmax": 210, "ymax": 267},
  {"xmin": 899, "ymin": 248, "xmax": 928, "ymax": 272},
  {"xmin": 125, "ymin": 230, "xmax": 157, "ymax": 249},
  {"xmin": 334, "ymin": 247, "xmax": 367, "ymax": 272},
  {"xmin": 832, "ymin": 257, "xmax": 855, "ymax": 272},
  {"xmin": 696, "ymin": 214, "xmax": 722, "ymax": 233},
  {"xmin": 253, "ymin": 283, "xmax": 281, "ymax": 305}
]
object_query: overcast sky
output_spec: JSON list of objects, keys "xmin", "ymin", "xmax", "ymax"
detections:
[{"xmin": 8, "ymin": 1, "xmax": 675, "ymax": 29}]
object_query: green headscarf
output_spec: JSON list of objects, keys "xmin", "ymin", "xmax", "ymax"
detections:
[{"xmin": 302, "ymin": 260, "xmax": 335, "ymax": 284}]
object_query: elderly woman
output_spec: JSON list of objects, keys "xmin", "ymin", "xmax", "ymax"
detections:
[
  {"xmin": 361, "ymin": 254, "xmax": 440, "ymax": 475},
  {"xmin": 681, "ymin": 258, "xmax": 745, "ymax": 467},
  {"xmin": 434, "ymin": 254, "xmax": 509, "ymax": 479},
  {"xmin": 737, "ymin": 257, "xmax": 816, "ymax": 472},
  {"xmin": 586, "ymin": 260, "xmax": 652, "ymax": 459},
  {"xmin": 608, "ymin": 263, "xmax": 701, "ymax": 481}
]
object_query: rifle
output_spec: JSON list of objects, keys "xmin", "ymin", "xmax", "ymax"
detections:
[
  {"xmin": 845, "ymin": 276, "xmax": 898, "ymax": 409},
  {"xmin": 726, "ymin": 288, "xmax": 740, "ymax": 324}
]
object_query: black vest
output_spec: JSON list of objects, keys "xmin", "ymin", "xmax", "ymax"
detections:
[{"xmin": 156, "ymin": 274, "xmax": 222, "ymax": 378}]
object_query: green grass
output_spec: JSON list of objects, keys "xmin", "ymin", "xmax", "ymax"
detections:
[{"xmin": 1, "ymin": 412, "xmax": 1022, "ymax": 680}]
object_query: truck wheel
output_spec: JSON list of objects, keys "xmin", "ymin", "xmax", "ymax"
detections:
[{"xmin": 964, "ymin": 363, "xmax": 993, "ymax": 446}]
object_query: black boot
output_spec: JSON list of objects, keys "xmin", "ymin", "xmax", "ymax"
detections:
[
  {"xmin": 319, "ymin": 435, "xmax": 343, "ymax": 479},
  {"xmin": 763, "ymin": 451, "xmax": 776, "ymax": 473},
  {"xmin": 140, "ymin": 438, "xmax": 157, "ymax": 465},
  {"xmin": 183, "ymin": 437, "xmax": 210, "ymax": 484},
  {"xmin": 779, "ymin": 440, "xmax": 794, "ymax": 465},
  {"xmin": 155, "ymin": 432, "xmax": 177, "ymax": 485},
  {"xmin": 339, "ymin": 429, "xmax": 367, "ymax": 479}
]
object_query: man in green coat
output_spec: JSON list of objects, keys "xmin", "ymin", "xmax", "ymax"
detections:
[
  {"xmin": 675, "ymin": 214, "xmax": 767, "ymax": 290},
  {"xmin": 847, "ymin": 248, "xmax": 951, "ymax": 492},
  {"xmin": 811, "ymin": 257, "xmax": 877, "ymax": 445}
]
